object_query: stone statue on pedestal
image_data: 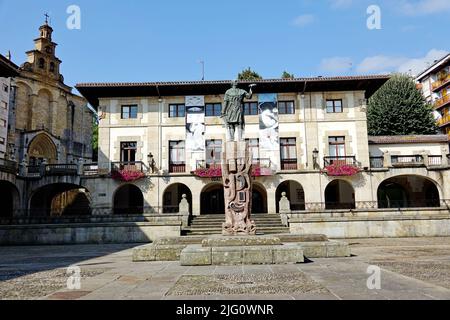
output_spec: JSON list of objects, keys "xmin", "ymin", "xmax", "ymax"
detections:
[
  {"xmin": 220, "ymin": 81, "xmax": 257, "ymax": 236},
  {"xmin": 221, "ymin": 80, "xmax": 255, "ymax": 142}
]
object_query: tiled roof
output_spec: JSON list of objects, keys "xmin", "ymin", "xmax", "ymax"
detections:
[
  {"xmin": 0, "ymin": 54, "xmax": 19, "ymax": 77},
  {"xmin": 76, "ymin": 74, "xmax": 391, "ymax": 88},
  {"xmin": 368, "ymin": 135, "xmax": 449, "ymax": 144}
]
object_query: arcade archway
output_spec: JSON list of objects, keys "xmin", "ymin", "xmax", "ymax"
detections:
[
  {"xmin": 201, "ymin": 183, "xmax": 225, "ymax": 215},
  {"xmin": 325, "ymin": 180, "xmax": 355, "ymax": 210},
  {"xmin": 163, "ymin": 183, "xmax": 192, "ymax": 214},
  {"xmin": 113, "ymin": 184, "xmax": 144, "ymax": 215},
  {"xmin": 276, "ymin": 181, "xmax": 305, "ymax": 213},
  {"xmin": 0, "ymin": 181, "xmax": 20, "ymax": 217}
]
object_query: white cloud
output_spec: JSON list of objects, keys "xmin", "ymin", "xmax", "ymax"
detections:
[
  {"xmin": 292, "ymin": 14, "xmax": 315, "ymax": 27},
  {"xmin": 356, "ymin": 49, "xmax": 449, "ymax": 75},
  {"xmin": 319, "ymin": 57, "xmax": 353, "ymax": 74},
  {"xmin": 400, "ymin": 0, "xmax": 450, "ymax": 15}
]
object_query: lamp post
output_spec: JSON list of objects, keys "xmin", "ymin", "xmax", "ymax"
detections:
[{"xmin": 147, "ymin": 153, "xmax": 155, "ymax": 173}]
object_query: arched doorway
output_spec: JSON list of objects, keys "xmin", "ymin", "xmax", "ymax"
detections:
[
  {"xmin": 163, "ymin": 183, "xmax": 192, "ymax": 214},
  {"xmin": 378, "ymin": 175, "xmax": 440, "ymax": 208},
  {"xmin": 252, "ymin": 183, "xmax": 268, "ymax": 214},
  {"xmin": 0, "ymin": 181, "xmax": 20, "ymax": 217},
  {"xmin": 27, "ymin": 133, "xmax": 57, "ymax": 165},
  {"xmin": 30, "ymin": 184, "xmax": 91, "ymax": 217},
  {"xmin": 201, "ymin": 184, "xmax": 225, "ymax": 215},
  {"xmin": 113, "ymin": 184, "xmax": 144, "ymax": 215},
  {"xmin": 325, "ymin": 180, "xmax": 355, "ymax": 210},
  {"xmin": 275, "ymin": 181, "xmax": 305, "ymax": 213}
]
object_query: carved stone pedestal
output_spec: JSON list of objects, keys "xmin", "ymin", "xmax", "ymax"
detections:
[{"xmin": 222, "ymin": 141, "xmax": 256, "ymax": 236}]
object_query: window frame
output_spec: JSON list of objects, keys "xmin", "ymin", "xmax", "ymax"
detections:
[
  {"xmin": 205, "ymin": 139, "xmax": 223, "ymax": 167},
  {"xmin": 120, "ymin": 141, "xmax": 137, "ymax": 163},
  {"xmin": 326, "ymin": 99, "xmax": 343, "ymax": 113},
  {"xmin": 205, "ymin": 103, "xmax": 222, "ymax": 117},
  {"xmin": 169, "ymin": 104, "xmax": 186, "ymax": 118},
  {"xmin": 121, "ymin": 105, "xmax": 139, "ymax": 120},
  {"xmin": 169, "ymin": 140, "xmax": 186, "ymax": 165},
  {"xmin": 243, "ymin": 102, "xmax": 259, "ymax": 116},
  {"xmin": 278, "ymin": 100, "xmax": 295, "ymax": 115},
  {"xmin": 280, "ymin": 138, "xmax": 297, "ymax": 161},
  {"xmin": 328, "ymin": 136, "xmax": 346, "ymax": 158}
]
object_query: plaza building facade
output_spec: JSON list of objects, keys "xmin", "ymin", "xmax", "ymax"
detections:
[
  {"xmin": 76, "ymin": 77, "xmax": 450, "ymax": 223},
  {"xmin": 417, "ymin": 53, "xmax": 450, "ymax": 138}
]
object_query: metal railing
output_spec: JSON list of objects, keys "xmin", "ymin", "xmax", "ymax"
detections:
[
  {"xmin": 111, "ymin": 161, "xmax": 147, "ymax": 173},
  {"xmin": 0, "ymin": 159, "xmax": 17, "ymax": 174},
  {"xmin": 169, "ymin": 163, "xmax": 186, "ymax": 173},
  {"xmin": 370, "ymin": 157, "xmax": 384, "ymax": 168},
  {"xmin": 280, "ymin": 159, "xmax": 298, "ymax": 171},
  {"xmin": 434, "ymin": 94, "xmax": 450, "ymax": 109},
  {"xmin": 432, "ymin": 75, "xmax": 450, "ymax": 91},
  {"xmin": 45, "ymin": 164, "xmax": 78, "ymax": 176},
  {"xmin": 324, "ymin": 156, "xmax": 358, "ymax": 167},
  {"xmin": 428, "ymin": 155, "xmax": 443, "ymax": 167},
  {"xmin": 82, "ymin": 163, "xmax": 99, "ymax": 176},
  {"xmin": 391, "ymin": 155, "xmax": 424, "ymax": 166}
]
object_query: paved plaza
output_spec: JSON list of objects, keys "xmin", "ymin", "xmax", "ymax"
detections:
[{"xmin": 1, "ymin": 237, "xmax": 450, "ymax": 300}]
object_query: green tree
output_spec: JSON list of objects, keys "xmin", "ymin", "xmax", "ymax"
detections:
[
  {"xmin": 281, "ymin": 71, "xmax": 295, "ymax": 79},
  {"xmin": 237, "ymin": 67, "xmax": 262, "ymax": 81},
  {"xmin": 367, "ymin": 74, "xmax": 437, "ymax": 136},
  {"xmin": 92, "ymin": 122, "xmax": 98, "ymax": 161}
]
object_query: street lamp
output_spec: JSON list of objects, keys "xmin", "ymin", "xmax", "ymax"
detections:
[{"xmin": 313, "ymin": 148, "xmax": 319, "ymax": 169}]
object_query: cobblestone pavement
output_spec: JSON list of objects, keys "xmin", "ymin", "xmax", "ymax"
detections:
[{"xmin": 0, "ymin": 238, "xmax": 450, "ymax": 300}]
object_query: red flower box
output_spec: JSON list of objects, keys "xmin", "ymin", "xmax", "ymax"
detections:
[
  {"xmin": 192, "ymin": 165, "xmax": 273, "ymax": 178},
  {"xmin": 111, "ymin": 170, "xmax": 146, "ymax": 182},
  {"xmin": 323, "ymin": 164, "xmax": 361, "ymax": 176}
]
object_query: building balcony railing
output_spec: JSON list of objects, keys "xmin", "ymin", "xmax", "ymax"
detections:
[
  {"xmin": 428, "ymin": 155, "xmax": 443, "ymax": 167},
  {"xmin": 45, "ymin": 164, "xmax": 78, "ymax": 176},
  {"xmin": 324, "ymin": 156, "xmax": 358, "ymax": 167},
  {"xmin": 434, "ymin": 94, "xmax": 450, "ymax": 110},
  {"xmin": 111, "ymin": 161, "xmax": 147, "ymax": 173},
  {"xmin": 432, "ymin": 75, "xmax": 450, "ymax": 92},
  {"xmin": 280, "ymin": 159, "xmax": 298, "ymax": 171},
  {"xmin": 0, "ymin": 159, "xmax": 18, "ymax": 174},
  {"xmin": 370, "ymin": 156, "xmax": 384, "ymax": 169},
  {"xmin": 169, "ymin": 163, "xmax": 186, "ymax": 173},
  {"xmin": 391, "ymin": 155, "xmax": 424, "ymax": 167}
]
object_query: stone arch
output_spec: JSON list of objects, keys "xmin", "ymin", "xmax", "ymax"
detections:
[
  {"xmin": 113, "ymin": 184, "xmax": 144, "ymax": 215},
  {"xmin": 163, "ymin": 183, "xmax": 192, "ymax": 214},
  {"xmin": 200, "ymin": 183, "xmax": 224, "ymax": 215},
  {"xmin": 15, "ymin": 81, "xmax": 33, "ymax": 130},
  {"xmin": 275, "ymin": 180, "xmax": 306, "ymax": 213},
  {"xmin": 377, "ymin": 175, "xmax": 440, "ymax": 208},
  {"xmin": 27, "ymin": 133, "xmax": 57, "ymax": 165},
  {"xmin": 0, "ymin": 180, "xmax": 20, "ymax": 217},
  {"xmin": 325, "ymin": 179, "xmax": 355, "ymax": 210},
  {"xmin": 252, "ymin": 182, "xmax": 268, "ymax": 214},
  {"xmin": 29, "ymin": 183, "xmax": 91, "ymax": 217}
]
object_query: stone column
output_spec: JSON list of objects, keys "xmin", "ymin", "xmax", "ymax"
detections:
[{"xmin": 383, "ymin": 151, "xmax": 392, "ymax": 168}]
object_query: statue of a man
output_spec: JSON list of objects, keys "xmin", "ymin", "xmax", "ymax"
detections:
[{"xmin": 221, "ymin": 80, "xmax": 255, "ymax": 142}]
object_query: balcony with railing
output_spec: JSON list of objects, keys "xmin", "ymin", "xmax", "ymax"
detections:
[
  {"xmin": 324, "ymin": 156, "xmax": 358, "ymax": 167},
  {"xmin": 432, "ymin": 74, "xmax": 450, "ymax": 92},
  {"xmin": 391, "ymin": 155, "xmax": 424, "ymax": 167},
  {"xmin": 280, "ymin": 159, "xmax": 298, "ymax": 171},
  {"xmin": 169, "ymin": 163, "xmax": 186, "ymax": 173},
  {"xmin": 434, "ymin": 94, "xmax": 450, "ymax": 110},
  {"xmin": 111, "ymin": 161, "xmax": 147, "ymax": 173},
  {"xmin": 428, "ymin": 155, "xmax": 443, "ymax": 167},
  {"xmin": 0, "ymin": 159, "xmax": 17, "ymax": 174},
  {"xmin": 370, "ymin": 156, "xmax": 384, "ymax": 169},
  {"xmin": 437, "ymin": 114, "xmax": 450, "ymax": 127}
]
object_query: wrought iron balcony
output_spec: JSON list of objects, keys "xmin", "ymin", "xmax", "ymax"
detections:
[
  {"xmin": 280, "ymin": 159, "xmax": 298, "ymax": 171},
  {"xmin": 169, "ymin": 163, "xmax": 186, "ymax": 173},
  {"xmin": 324, "ymin": 156, "xmax": 358, "ymax": 167},
  {"xmin": 111, "ymin": 161, "xmax": 147, "ymax": 173}
]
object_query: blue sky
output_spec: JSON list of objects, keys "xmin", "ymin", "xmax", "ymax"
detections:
[{"xmin": 0, "ymin": 0, "xmax": 448, "ymax": 89}]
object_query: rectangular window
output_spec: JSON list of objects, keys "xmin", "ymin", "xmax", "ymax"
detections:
[
  {"xmin": 120, "ymin": 141, "xmax": 137, "ymax": 163},
  {"xmin": 244, "ymin": 102, "xmax": 259, "ymax": 116},
  {"xmin": 328, "ymin": 136, "xmax": 346, "ymax": 158},
  {"xmin": 280, "ymin": 138, "xmax": 297, "ymax": 170},
  {"xmin": 121, "ymin": 105, "xmax": 138, "ymax": 119},
  {"xmin": 245, "ymin": 138, "xmax": 260, "ymax": 162},
  {"xmin": 169, "ymin": 104, "xmax": 186, "ymax": 118},
  {"xmin": 205, "ymin": 103, "xmax": 222, "ymax": 117},
  {"xmin": 278, "ymin": 101, "xmax": 295, "ymax": 115},
  {"xmin": 169, "ymin": 140, "xmax": 186, "ymax": 173},
  {"xmin": 326, "ymin": 99, "xmax": 343, "ymax": 113},
  {"xmin": 206, "ymin": 139, "xmax": 222, "ymax": 168},
  {"xmin": 1, "ymin": 101, "xmax": 7, "ymax": 110}
]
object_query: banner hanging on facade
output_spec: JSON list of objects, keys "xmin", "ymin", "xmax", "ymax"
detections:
[
  {"xmin": 185, "ymin": 96, "xmax": 205, "ymax": 152},
  {"xmin": 258, "ymin": 93, "xmax": 279, "ymax": 152}
]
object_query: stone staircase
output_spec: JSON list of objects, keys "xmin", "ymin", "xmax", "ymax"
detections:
[{"xmin": 182, "ymin": 214, "xmax": 290, "ymax": 236}]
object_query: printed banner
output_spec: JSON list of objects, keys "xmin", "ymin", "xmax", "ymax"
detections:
[
  {"xmin": 185, "ymin": 96, "xmax": 205, "ymax": 152},
  {"xmin": 258, "ymin": 93, "xmax": 279, "ymax": 152}
]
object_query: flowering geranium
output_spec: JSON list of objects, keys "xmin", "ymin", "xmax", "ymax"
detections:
[
  {"xmin": 323, "ymin": 164, "xmax": 361, "ymax": 176},
  {"xmin": 193, "ymin": 165, "xmax": 273, "ymax": 178},
  {"xmin": 111, "ymin": 169, "xmax": 146, "ymax": 182}
]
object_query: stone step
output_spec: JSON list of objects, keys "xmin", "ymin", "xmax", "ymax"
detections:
[
  {"xmin": 190, "ymin": 221, "xmax": 285, "ymax": 226},
  {"xmin": 183, "ymin": 227, "xmax": 290, "ymax": 236}
]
